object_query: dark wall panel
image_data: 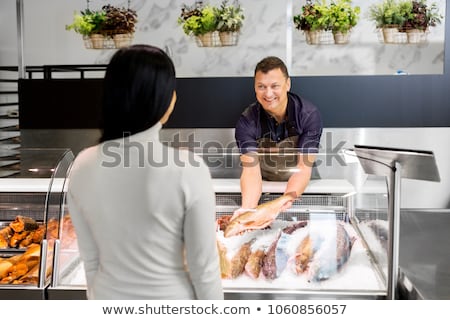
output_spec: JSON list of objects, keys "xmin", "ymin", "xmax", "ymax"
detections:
[
  {"xmin": 18, "ymin": 73, "xmax": 450, "ymax": 129},
  {"xmin": 168, "ymin": 73, "xmax": 450, "ymax": 128},
  {"xmin": 19, "ymin": 79, "xmax": 103, "ymax": 129}
]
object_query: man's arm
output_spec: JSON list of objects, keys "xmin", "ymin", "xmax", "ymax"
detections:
[
  {"xmin": 282, "ymin": 154, "xmax": 316, "ymax": 209},
  {"xmin": 239, "ymin": 153, "xmax": 262, "ymax": 209}
]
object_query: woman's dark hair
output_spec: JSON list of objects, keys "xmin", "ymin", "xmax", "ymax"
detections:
[
  {"xmin": 254, "ymin": 56, "xmax": 289, "ymax": 79},
  {"xmin": 100, "ymin": 44, "xmax": 176, "ymax": 142}
]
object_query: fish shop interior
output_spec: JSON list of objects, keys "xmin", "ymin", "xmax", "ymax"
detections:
[{"xmin": 0, "ymin": 0, "xmax": 449, "ymax": 300}]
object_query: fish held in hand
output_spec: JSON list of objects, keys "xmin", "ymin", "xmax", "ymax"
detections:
[{"xmin": 224, "ymin": 194, "xmax": 294, "ymax": 238}]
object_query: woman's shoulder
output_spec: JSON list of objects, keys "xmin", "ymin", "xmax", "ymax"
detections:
[
  {"xmin": 165, "ymin": 145, "xmax": 208, "ymax": 170},
  {"xmin": 69, "ymin": 145, "xmax": 103, "ymax": 179},
  {"xmin": 73, "ymin": 145, "xmax": 100, "ymax": 164}
]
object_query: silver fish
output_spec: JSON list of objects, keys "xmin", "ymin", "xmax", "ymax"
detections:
[
  {"xmin": 262, "ymin": 221, "xmax": 308, "ymax": 280},
  {"xmin": 306, "ymin": 223, "xmax": 355, "ymax": 282}
]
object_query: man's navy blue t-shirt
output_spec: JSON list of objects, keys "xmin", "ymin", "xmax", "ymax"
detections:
[{"xmin": 235, "ymin": 92, "xmax": 323, "ymax": 154}]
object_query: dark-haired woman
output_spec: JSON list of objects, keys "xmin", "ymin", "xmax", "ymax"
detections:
[{"xmin": 67, "ymin": 45, "xmax": 223, "ymax": 300}]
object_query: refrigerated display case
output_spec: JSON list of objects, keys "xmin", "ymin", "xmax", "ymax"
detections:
[
  {"xmin": 48, "ymin": 174, "xmax": 392, "ymax": 300},
  {"xmin": 0, "ymin": 148, "xmax": 74, "ymax": 299},
  {"xmin": 213, "ymin": 177, "xmax": 389, "ymax": 299},
  {"xmin": 47, "ymin": 195, "xmax": 85, "ymax": 299}
]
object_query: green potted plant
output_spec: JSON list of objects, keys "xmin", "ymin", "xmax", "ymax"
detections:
[
  {"xmin": 66, "ymin": 9, "xmax": 106, "ymax": 48},
  {"xmin": 102, "ymin": 4, "xmax": 138, "ymax": 48},
  {"xmin": 178, "ymin": 1, "xmax": 218, "ymax": 47},
  {"xmin": 401, "ymin": 0, "xmax": 442, "ymax": 43},
  {"xmin": 368, "ymin": 0, "xmax": 411, "ymax": 43},
  {"xmin": 329, "ymin": 0, "xmax": 360, "ymax": 44},
  {"xmin": 66, "ymin": 4, "xmax": 138, "ymax": 49},
  {"xmin": 293, "ymin": 0, "xmax": 331, "ymax": 45},
  {"xmin": 215, "ymin": 0, "xmax": 244, "ymax": 46}
]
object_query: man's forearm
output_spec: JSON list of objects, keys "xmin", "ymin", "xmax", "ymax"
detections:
[
  {"xmin": 240, "ymin": 166, "xmax": 262, "ymax": 208},
  {"xmin": 285, "ymin": 163, "xmax": 312, "ymax": 198}
]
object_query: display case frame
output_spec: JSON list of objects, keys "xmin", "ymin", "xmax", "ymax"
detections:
[
  {"xmin": 0, "ymin": 148, "xmax": 74, "ymax": 299},
  {"xmin": 47, "ymin": 144, "xmax": 434, "ymax": 300}
]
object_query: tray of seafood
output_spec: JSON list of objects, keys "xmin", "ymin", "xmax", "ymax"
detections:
[
  {"xmin": 0, "ymin": 216, "xmax": 46, "ymax": 286},
  {"xmin": 0, "ymin": 216, "xmax": 45, "ymax": 251},
  {"xmin": 215, "ymin": 196, "xmax": 387, "ymax": 296},
  {"xmin": 0, "ymin": 214, "xmax": 77, "ymax": 287}
]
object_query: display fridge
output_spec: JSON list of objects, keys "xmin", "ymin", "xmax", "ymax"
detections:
[{"xmin": 0, "ymin": 148, "xmax": 74, "ymax": 299}]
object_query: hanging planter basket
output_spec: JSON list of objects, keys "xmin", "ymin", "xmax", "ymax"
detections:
[
  {"xmin": 333, "ymin": 31, "xmax": 351, "ymax": 45},
  {"xmin": 68, "ymin": 0, "xmax": 137, "ymax": 50},
  {"xmin": 304, "ymin": 30, "xmax": 320, "ymax": 45},
  {"xmin": 406, "ymin": 29, "xmax": 427, "ymax": 44},
  {"xmin": 113, "ymin": 33, "xmax": 134, "ymax": 48},
  {"xmin": 83, "ymin": 34, "xmax": 132, "ymax": 49},
  {"xmin": 179, "ymin": 1, "xmax": 243, "ymax": 48},
  {"xmin": 377, "ymin": 26, "xmax": 407, "ymax": 44},
  {"xmin": 218, "ymin": 31, "xmax": 239, "ymax": 46},
  {"xmin": 303, "ymin": 30, "xmax": 334, "ymax": 45},
  {"xmin": 194, "ymin": 31, "xmax": 239, "ymax": 47},
  {"xmin": 194, "ymin": 31, "xmax": 240, "ymax": 47}
]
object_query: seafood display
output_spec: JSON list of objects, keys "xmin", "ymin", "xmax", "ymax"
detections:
[
  {"xmin": 0, "ymin": 216, "xmax": 44, "ymax": 249},
  {"xmin": 0, "ymin": 244, "xmax": 41, "ymax": 284},
  {"xmin": 294, "ymin": 223, "xmax": 355, "ymax": 282},
  {"xmin": 0, "ymin": 215, "xmax": 77, "ymax": 251},
  {"xmin": 0, "ymin": 215, "xmax": 78, "ymax": 286},
  {"xmin": 262, "ymin": 221, "xmax": 308, "ymax": 279},
  {"xmin": 217, "ymin": 214, "xmax": 357, "ymax": 285}
]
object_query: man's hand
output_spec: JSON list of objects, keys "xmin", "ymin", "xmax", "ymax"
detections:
[{"xmin": 280, "ymin": 191, "xmax": 297, "ymax": 212}]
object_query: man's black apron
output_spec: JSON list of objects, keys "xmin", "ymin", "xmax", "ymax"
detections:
[{"xmin": 257, "ymin": 110, "xmax": 299, "ymax": 181}]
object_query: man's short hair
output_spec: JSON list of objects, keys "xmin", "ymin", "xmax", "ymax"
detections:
[{"xmin": 254, "ymin": 56, "xmax": 289, "ymax": 79}]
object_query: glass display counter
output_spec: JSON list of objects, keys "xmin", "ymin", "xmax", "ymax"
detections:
[
  {"xmin": 48, "ymin": 148, "xmax": 395, "ymax": 300},
  {"xmin": 0, "ymin": 148, "xmax": 74, "ymax": 299}
]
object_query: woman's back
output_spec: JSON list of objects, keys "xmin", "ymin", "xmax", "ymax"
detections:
[{"xmin": 68, "ymin": 124, "xmax": 222, "ymax": 299}]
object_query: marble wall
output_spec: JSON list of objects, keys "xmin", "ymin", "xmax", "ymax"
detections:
[{"xmin": 0, "ymin": 0, "xmax": 446, "ymax": 77}]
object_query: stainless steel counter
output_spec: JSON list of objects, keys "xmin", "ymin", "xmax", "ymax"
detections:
[{"xmin": 398, "ymin": 209, "xmax": 450, "ymax": 299}]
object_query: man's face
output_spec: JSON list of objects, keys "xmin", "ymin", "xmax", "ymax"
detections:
[{"xmin": 254, "ymin": 68, "xmax": 291, "ymax": 116}]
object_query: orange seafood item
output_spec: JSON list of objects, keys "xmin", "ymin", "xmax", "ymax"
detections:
[
  {"xmin": 0, "ymin": 226, "xmax": 12, "ymax": 249},
  {"xmin": 230, "ymin": 240, "xmax": 254, "ymax": 279},
  {"xmin": 216, "ymin": 215, "xmax": 232, "ymax": 232},
  {"xmin": 10, "ymin": 216, "xmax": 39, "ymax": 233},
  {"xmin": 217, "ymin": 239, "xmax": 255, "ymax": 279},
  {"xmin": 244, "ymin": 249, "xmax": 265, "ymax": 279},
  {"xmin": 216, "ymin": 240, "xmax": 231, "ymax": 279},
  {"xmin": 294, "ymin": 235, "xmax": 313, "ymax": 274}
]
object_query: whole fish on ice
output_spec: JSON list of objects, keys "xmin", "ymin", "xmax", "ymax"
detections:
[
  {"xmin": 217, "ymin": 239, "xmax": 255, "ymax": 279},
  {"xmin": 367, "ymin": 220, "xmax": 388, "ymax": 251},
  {"xmin": 244, "ymin": 249, "xmax": 266, "ymax": 279},
  {"xmin": 262, "ymin": 221, "xmax": 308, "ymax": 280},
  {"xmin": 294, "ymin": 223, "xmax": 355, "ymax": 282}
]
